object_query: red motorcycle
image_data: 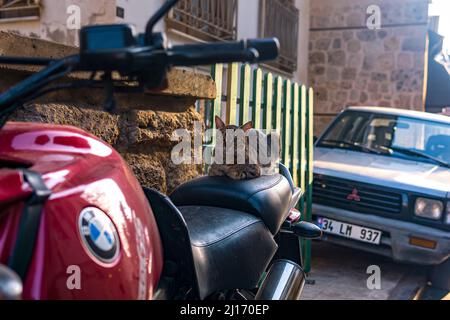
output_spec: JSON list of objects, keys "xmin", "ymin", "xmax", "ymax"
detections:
[{"xmin": 0, "ymin": 0, "xmax": 321, "ymax": 300}]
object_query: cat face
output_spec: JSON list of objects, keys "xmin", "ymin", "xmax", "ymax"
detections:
[{"xmin": 213, "ymin": 116, "xmax": 252, "ymax": 164}]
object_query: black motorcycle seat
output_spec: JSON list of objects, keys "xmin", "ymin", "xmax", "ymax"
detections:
[
  {"xmin": 178, "ymin": 205, "xmax": 277, "ymax": 299},
  {"xmin": 170, "ymin": 174, "xmax": 292, "ymax": 235}
]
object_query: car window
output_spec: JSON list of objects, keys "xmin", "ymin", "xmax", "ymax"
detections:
[
  {"xmin": 393, "ymin": 117, "xmax": 450, "ymax": 162},
  {"xmin": 392, "ymin": 118, "xmax": 426, "ymax": 150},
  {"xmin": 318, "ymin": 111, "xmax": 450, "ymax": 166},
  {"xmin": 324, "ymin": 113, "xmax": 371, "ymax": 143},
  {"xmin": 362, "ymin": 118, "xmax": 396, "ymax": 149}
]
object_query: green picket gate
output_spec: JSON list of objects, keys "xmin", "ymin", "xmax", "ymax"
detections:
[{"xmin": 203, "ymin": 63, "xmax": 314, "ymax": 272}]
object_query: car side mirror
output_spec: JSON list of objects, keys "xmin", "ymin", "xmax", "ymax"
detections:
[{"xmin": 0, "ymin": 264, "xmax": 22, "ymax": 300}]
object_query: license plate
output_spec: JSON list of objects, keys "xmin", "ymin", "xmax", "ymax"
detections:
[{"xmin": 316, "ymin": 217, "xmax": 382, "ymax": 245}]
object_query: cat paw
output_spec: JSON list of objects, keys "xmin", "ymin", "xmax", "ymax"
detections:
[
  {"xmin": 208, "ymin": 165, "xmax": 223, "ymax": 177},
  {"xmin": 247, "ymin": 166, "xmax": 261, "ymax": 179},
  {"xmin": 227, "ymin": 171, "xmax": 242, "ymax": 180}
]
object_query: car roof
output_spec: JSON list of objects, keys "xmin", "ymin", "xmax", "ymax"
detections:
[{"xmin": 345, "ymin": 106, "xmax": 450, "ymax": 125}]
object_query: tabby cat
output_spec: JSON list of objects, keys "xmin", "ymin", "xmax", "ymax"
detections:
[{"xmin": 208, "ymin": 116, "xmax": 280, "ymax": 180}]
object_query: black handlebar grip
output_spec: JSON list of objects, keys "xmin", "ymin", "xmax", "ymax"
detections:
[
  {"xmin": 169, "ymin": 48, "xmax": 258, "ymax": 66},
  {"xmin": 246, "ymin": 38, "xmax": 280, "ymax": 62},
  {"xmin": 172, "ymin": 42, "xmax": 245, "ymax": 53},
  {"xmin": 168, "ymin": 38, "xmax": 279, "ymax": 66},
  {"xmin": 170, "ymin": 41, "xmax": 259, "ymax": 66}
]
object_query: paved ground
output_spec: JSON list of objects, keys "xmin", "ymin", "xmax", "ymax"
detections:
[{"xmin": 301, "ymin": 241, "xmax": 435, "ymax": 300}]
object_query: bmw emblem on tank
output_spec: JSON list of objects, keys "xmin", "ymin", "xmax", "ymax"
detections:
[{"xmin": 78, "ymin": 207, "xmax": 120, "ymax": 264}]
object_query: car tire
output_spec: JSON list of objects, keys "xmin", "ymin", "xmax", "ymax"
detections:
[{"xmin": 429, "ymin": 258, "xmax": 450, "ymax": 291}]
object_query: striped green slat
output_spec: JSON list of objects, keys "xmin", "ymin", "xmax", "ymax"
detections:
[
  {"xmin": 290, "ymin": 83, "xmax": 299, "ymax": 187},
  {"xmin": 252, "ymin": 68, "xmax": 263, "ymax": 129},
  {"xmin": 299, "ymin": 85, "xmax": 307, "ymax": 196},
  {"xmin": 263, "ymin": 73, "xmax": 273, "ymax": 130},
  {"xmin": 273, "ymin": 76, "xmax": 283, "ymax": 132},
  {"xmin": 306, "ymin": 87, "xmax": 315, "ymax": 220},
  {"xmin": 303, "ymin": 87, "xmax": 315, "ymax": 273},
  {"xmin": 239, "ymin": 64, "xmax": 251, "ymax": 125},
  {"xmin": 282, "ymin": 79, "xmax": 291, "ymax": 169},
  {"xmin": 226, "ymin": 63, "xmax": 239, "ymax": 125},
  {"xmin": 210, "ymin": 64, "xmax": 223, "ymax": 143},
  {"xmin": 203, "ymin": 64, "xmax": 223, "ymax": 168},
  {"xmin": 298, "ymin": 85, "xmax": 308, "ymax": 272}
]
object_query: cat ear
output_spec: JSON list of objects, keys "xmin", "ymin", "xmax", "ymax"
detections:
[
  {"xmin": 215, "ymin": 116, "xmax": 225, "ymax": 130},
  {"xmin": 241, "ymin": 121, "xmax": 253, "ymax": 132}
]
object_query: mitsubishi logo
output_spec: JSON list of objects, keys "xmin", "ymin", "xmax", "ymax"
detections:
[{"xmin": 347, "ymin": 188, "xmax": 361, "ymax": 202}]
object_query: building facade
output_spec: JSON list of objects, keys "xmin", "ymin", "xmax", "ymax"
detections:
[
  {"xmin": 0, "ymin": 0, "xmax": 432, "ymax": 136},
  {"xmin": 0, "ymin": 0, "xmax": 310, "ymax": 84}
]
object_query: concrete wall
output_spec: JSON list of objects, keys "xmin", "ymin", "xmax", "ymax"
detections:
[
  {"xmin": 116, "ymin": 0, "xmax": 165, "ymax": 33},
  {"xmin": 309, "ymin": 0, "xmax": 429, "ymax": 135},
  {"xmin": 0, "ymin": 0, "xmax": 115, "ymax": 46},
  {"xmin": 296, "ymin": 0, "xmax": 310, "ymax": 85}
]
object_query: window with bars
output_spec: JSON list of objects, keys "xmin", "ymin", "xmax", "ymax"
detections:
[
  {"xmin": 259, "ymin": 0, "xmax": 299, "ymax": 74},
  {"xmin": 165, "ymin": 0, "xmax": 237, "ymax": 42},
  {"xmin": 116, "ymin": 6, "xmax": 125, "ymax": 19},
  {"xmin": 0, "ymin": 0, "xmax": 40, "ymax": 22}
]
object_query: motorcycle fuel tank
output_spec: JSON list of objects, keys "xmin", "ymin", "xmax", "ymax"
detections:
[{"xmin": 0, "ymin": 122, "xmax": 163, "ymax": 299}]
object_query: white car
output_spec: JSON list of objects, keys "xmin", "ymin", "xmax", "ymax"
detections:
[{"xmin": 313, "ymin": 107, "xmax": 450, "ymax": 289}]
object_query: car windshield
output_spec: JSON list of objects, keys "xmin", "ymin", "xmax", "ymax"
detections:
[{"xmin": 318, "ymin": 111, "xmax": 450, "ymax": 168}]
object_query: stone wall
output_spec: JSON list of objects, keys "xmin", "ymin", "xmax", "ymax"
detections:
[
  {"xmin": 309, "ymin": 0, "xmax": 429, "ymax": 135},
  {"xmin": 1, "ymin": 32, "xmax": 215, "ymax": 194}
]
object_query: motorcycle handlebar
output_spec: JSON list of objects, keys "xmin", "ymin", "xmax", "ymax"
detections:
[
  {"xmin": 0, "ymin": 38, "xmax": 280, "ymax": 71},
  {"xmin": 169, "ymin": 38, "xmax": 279, "ymax": 66},
  {"xmin": 0, "ymin": 37, "xmax": 280, "ymax": 111}
]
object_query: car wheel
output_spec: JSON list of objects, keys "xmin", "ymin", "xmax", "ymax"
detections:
[{"xmin": 429, "ymin": 258, "xmax": 450, "ymax": 291}]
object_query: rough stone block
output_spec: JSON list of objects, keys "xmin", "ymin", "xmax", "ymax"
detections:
[
  {"xmin": 328, "ymin": 50, "xmax": 346, "ymax": 66},
  {"xmin": 356, "ymin": 30, "xmax": 377, "ymax": 42},
  {"xmin": 342, "ymin": 68, "xmax": 357, "ymax": 80},
  {"xmin": 316, "ymin": 38, "xmax": 331, "ymax": 50},
  {"xmin": 402, "ymin": 37, "xmax": 426, "ymax": 52},
  {"xmin": 347, "ymin": 40, "xmax": 361, "ymax": 53},
  {"xmin": 371, "ymin": 72, "xmax": 388, "ymax": 82},
  {"xmin": 13, "ymin": 103, "xmax": 120, "ymax": 147},
  {"xmin": 310, "ymin": 51, "xmax": 326, "ymax": 64}
]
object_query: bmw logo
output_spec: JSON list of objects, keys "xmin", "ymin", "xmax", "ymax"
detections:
[{"xmin": 78, "ymin": 207, "xmax": 120, "ymax": 264}]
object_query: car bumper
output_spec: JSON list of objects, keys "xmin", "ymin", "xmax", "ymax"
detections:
[{"xmin": 312, "ymin": 204, "xmax": 450, "ymax": 266}]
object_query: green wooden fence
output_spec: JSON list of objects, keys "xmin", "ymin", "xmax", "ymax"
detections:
[{"xmin": 203, "ymin": 63, "xmax": 314, "ymax": 272}]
